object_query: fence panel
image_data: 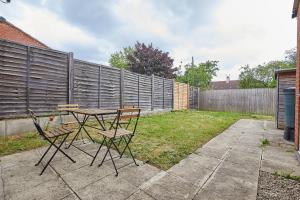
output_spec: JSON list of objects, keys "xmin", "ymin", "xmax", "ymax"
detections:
[
  {"xmin": 164, "ymin": 79, "xmax": 173, "ymax": 109},
  {"xmin": 0, "ymin": 40, "xmax": 28, "ymax": 118},
  {"xmin": 74, "ymin": 59, "xmax": 100, "ymax": 108},
  {"xmin": 29, "ymin": 47, "xmax": 68, "ymax": 114},
  {"xmin": 123, "ymin": 70, "xmax": 139, "ymax": 107},
  {"xmin": 189, "ymin": 86, "xmax": 199, "ymax": 109},
  {"xmin": 153, "ymin": 76, "xmax": 164, "ymax": 109},
  {"xmin": 199, "ymin": 88, "xmax": 275, "ymax": 115},
  {"xmin": 99, "ymin": 66, "xmax": 121, "ymax": 109},
  {"xmin": 138, "ymin": 74, "xmax": 152, "ymax": 110}
]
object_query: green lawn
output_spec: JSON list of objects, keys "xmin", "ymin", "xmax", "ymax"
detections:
[{"xmin": 0, "ymin": 110, "xmax": 273, "ymax": 170}]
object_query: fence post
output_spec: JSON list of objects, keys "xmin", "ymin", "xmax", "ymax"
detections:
[
  {"xmin": 151, "ymin": 74, "xmax": 155, "ymax": 111},
  {"xmin": 26, "ymin": 46, "xmax": 31, "ymax": 113},
  {"xmin": 120, "ymin": 69, "xmax": 124, "ymax": 108},
  {"xmin": 67, "ymin": 52, "xmax": 74, "ymax": 104}
]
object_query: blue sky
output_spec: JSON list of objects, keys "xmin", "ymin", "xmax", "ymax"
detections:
[{"xmin": 0, "ymin": 0, "xmax": 296, "ymax": 80}]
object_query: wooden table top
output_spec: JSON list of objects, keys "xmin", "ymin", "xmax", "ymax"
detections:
[{"xmin": 62, "ymin": 108, "xmax": 117, "ymax": 115}]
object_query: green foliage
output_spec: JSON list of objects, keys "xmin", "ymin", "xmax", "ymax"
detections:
[
  {"xmin": 127, "ymin": 42, "xmax": 177, "ymax": 78},
  {"xmin": 109, "ymin": 47, "xmax": 134, "ymax": 69},
  {"xmin": 176, "ymin": 61, "xmax": 219, "ymax": 89},
  {"xmin": 273, "ymin": 171, "xmax": 300, "ymax": 182},
  {"xmin": 239, "ymin": 48, "xmax": 296, "ymax": 89},
  {"xmin": 260, "ymin": 138, "xmax": 270, "ymax": 147}
]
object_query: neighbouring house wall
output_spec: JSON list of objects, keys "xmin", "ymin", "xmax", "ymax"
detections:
[
  {"xmin": 0, "ymin": 20, "xmax": 47, "ymax": 48},
  {"xmin": 276, "ymin": 71, "xmax": 296, "ymax": 129}
]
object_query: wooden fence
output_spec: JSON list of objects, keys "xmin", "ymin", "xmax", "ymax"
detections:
[
  {"xmin": 0, "ymin": 40, "xmax": 174, "ymax": 119},
  {"xmin": 199, "ymin": 88, "xmax": 276, "ymax": 115},
  {"xmin": 173, "ymin": 82, "xmax": 189, "ymax": 110},
  {"xmin": 0, "ymin": 39, "xmax": 277, "ymax": 119}
]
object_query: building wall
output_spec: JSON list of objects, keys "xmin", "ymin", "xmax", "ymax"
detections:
[
  {"xmin": 295, "ymin": 8, "xmax": 300, "ymax": 150},
  {"xmin": 0, "ymin": 22, "xmax": 47, "ymax": 48},
  {"xmin": 276, "ymin": 71, "xmax": 296, "ymax": 129}
]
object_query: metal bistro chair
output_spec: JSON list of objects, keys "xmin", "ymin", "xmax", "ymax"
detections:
[
  {"xmin": 90, "ymin": 108, "xmax": 141, "ymax": 176},
  {"xmin": 57, "ymin": 104, "xmax": 80, "ymax": 128},
  {"xmin": 106, "ymin": 105, "xmax": 135, "ymax": 129},
  {"xmin": 28, "ymin": 109, "xmax": 76, "ymax": 175}
]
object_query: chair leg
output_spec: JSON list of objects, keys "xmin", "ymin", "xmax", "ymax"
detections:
[
  {"xmin": 119, "ymin": 136, "xmax": 139, "ymax": 166},
  {"xmin": 90, "ymin": 136, "xmax": 106, "ymax": 166},
  {"xmin": 39, "ymin": 135, "xmax": 74, "ymax": 175},
  {"xmin": 35, "ymin": 137, "xmax": 57, "ymax": 166},
  {"xmin": 107, "ymin": 145, "xmax": 118, "ymax": 176},
  {"xmin": 126, "ymin": 144, "xmax": 139, "ymax": 166},
  {"xmin": 98, "ymin": 139, "xmax": 110, "ymax": 167},
  {"xmin": 119, "ymin": 135, "xmax": 132, "ymax": 158}
]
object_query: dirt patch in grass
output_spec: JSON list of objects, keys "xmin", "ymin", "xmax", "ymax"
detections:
[{"xmin": 257, "ymin": 171, "xmax": 300, "ymax": 200}]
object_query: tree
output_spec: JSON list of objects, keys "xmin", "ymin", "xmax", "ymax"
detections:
[
  {"xmin": 176, "ymin": 60, "xmax": 219, "ymax": 89},
  {"xmin": 127, "ymin": 42, "xmax": 177, "ymax": 78},
  {"xmin": 284, "ymin": 47, "xmax": 296, "ymax": 67},
  {"xmin": 109, "ymin": 47, "xmax": 134, "ymax": 69},
  {"xmin": 239, "ymin": 61, "xmax": 294, "ymax": 89},
  {"xmin": 239, "ymin": 48, "xmax": 296, "ymax": 89}
]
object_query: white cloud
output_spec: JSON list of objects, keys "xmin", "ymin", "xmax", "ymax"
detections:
[{"xmin": 0, "ymin": 1, "xmax": 115, "ymax": 61}]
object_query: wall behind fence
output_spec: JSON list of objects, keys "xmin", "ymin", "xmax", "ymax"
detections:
[
  {"xmin": 0, "ymin": 40, "xmax": 173, "ymax": 119},
  {"xmin": 199, "ymin": 88, "xmax": 276, "ymax": 115}
]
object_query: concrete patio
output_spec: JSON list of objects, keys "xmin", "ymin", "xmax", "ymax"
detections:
[{"xmin": 0, "ymin": 119, "xmax": 299, "ymax": 200}]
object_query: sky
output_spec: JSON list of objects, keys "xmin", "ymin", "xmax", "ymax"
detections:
[{"xmin": 0, "ymin": 0, "xmax": 297, "ymax": 81}]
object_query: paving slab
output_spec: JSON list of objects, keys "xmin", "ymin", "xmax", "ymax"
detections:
[
  {"xmin": 126, "ymin": 190, "xmax": 155, "ymax": 200},
  {"xmin": 194, "ymin": 172, "xmax": 258, "ymax": 200},
  {"xmin": 5, "ymin": 177, "xmax": 72, "ymax": 200},
  {"xmin": 194, "ymin": 145, "xmax": 230, "ymax": 160},
  {"xmin": 141, "ymin": 172, "xmax": 196, "ymax": 200},
  {"xmin": 0, "ymin": 166, "xmax": 4, "ymax": 200},
  {"xmin": 77, "ymin": 173, "xmax": 138, "ymax": 200},
  {"xmin": 2, "ymin": 163, "xmax": 57, "ymax": 196},
  {"xmin": 61, "ymin": 193, "xmax": 81, "ymax": 200},
  {"xmin": 167, "ymin": 154, "xmax": 220, "ymax": 185},
  {"xmin": 118, "ymin": 163, "xmax": 161, "ymax": 187}
]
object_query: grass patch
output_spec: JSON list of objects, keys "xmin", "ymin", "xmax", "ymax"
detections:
[
  {"xmin": 0, "ymin": 132, "xmax": 47, "ymax": 157},
  {"xmin": 260, "ymin": 139, "xmax": 270, "ymax": 148},
  {"xmin": 272, "ymin": 171, "xmax": 300, "ymax": 182},
  {"xmin": 0, "ymin": 110, "xmax": 273, "ymax": 170}
]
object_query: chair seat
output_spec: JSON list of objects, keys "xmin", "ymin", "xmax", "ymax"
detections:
[
  {"xmin": 106, "ymin": 119, "xmax": 130, "ymax": 125},
  {"xmin": 99, "ymin": 128, "xmax": 132, "ymax": 138},
  {"xmin": 45, "ymin": 126, "xmax": 74, "ymax": 138},
  {"xmin": 62, "ymin": 121, "xmax": 79, "ymax": 128}
]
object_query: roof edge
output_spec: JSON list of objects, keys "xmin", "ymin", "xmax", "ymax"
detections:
[
  {"xmin": 0, "ymin": 17, "xmax": 49, "ymax": 48},
  {"xmin": 293, "ymin": 0, "xmax": 299, "ymax": 18},
  {"xmin": 275, "ymin": 68, "xmax": 296, "ymax": 79}
]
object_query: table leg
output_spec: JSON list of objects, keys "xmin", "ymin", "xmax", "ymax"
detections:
[
  {"xmin": 94, "ymin": 114, "xmax": 106, "ymax": 130},
  {"xmin": 67, "ymin": 114, "xmax": 90, "ymax": 149}
]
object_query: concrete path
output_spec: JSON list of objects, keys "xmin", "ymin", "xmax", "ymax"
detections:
[{"xmin": 0, "ymin": 119, "xmax": 299, "ymax": 200}]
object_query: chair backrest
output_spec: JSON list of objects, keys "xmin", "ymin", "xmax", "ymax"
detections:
[
  {"xmin": 111, "ymin": 108, "xmax": 141, "ymax": 137},
  {"xmin": 57, "ymin": 104, "xmax": 79, "ymax": 111},
  {"xmin": 122, "ymin": 105, "xmax": 135, "ymax": 109},
  {"xmin": 28, "ymin": 109, "xmax": 45, "ymax": 138}
]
